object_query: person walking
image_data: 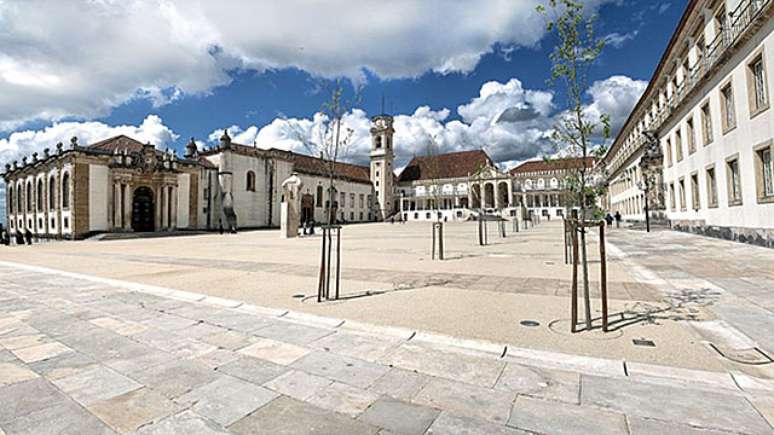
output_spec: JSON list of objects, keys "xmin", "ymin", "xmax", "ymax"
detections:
[
  {"xmin": 614, "ymin": 211, "xmax": 621, "ymax": 228},
  {"xmin": 605, "ymin": 213, "xmax": 614, "ymax": 227}
]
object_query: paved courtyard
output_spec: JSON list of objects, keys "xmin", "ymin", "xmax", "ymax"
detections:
[
  {"xmin": 0, "ymin": 221, "xmax": 736, "ymax": 370},
  {"xmin": 0, "ymin": 260, "xmax": 773, "ymax": 434},
  {"xmin": 0, "ymin": 221, "xmax": 774, "ymax": 434}
]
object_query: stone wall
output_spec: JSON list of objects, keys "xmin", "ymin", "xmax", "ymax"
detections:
[
  {"xmin": 671, "ymin": 219, "xmax": 774, "ymax": 249},
  {"xmin": 72, "ymin": 163, "xmax": 90, "ymax": 238}
]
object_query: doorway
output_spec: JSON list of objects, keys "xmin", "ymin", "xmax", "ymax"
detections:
[{"xmin": 132, "ymin": 186, "xmax": 155, "ymax": 232}]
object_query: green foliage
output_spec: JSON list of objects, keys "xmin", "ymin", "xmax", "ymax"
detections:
[{"xmin": 537, "ymin": 0, "xmax": 610, "ymax": 218}]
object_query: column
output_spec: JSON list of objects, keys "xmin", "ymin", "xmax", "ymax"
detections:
[
  {"xmin": 155, "ymin": 186, "xmax": 162, "ymax": 231},
  {"xmin": 160, "ymin": 187, "xmax": 167, "ymax": 230},
  {"xmin": 113, "ymin": 183, "xmax": 120, "ymax": 229},
  {"xmin": 507, "ymin": 182, "xmax": 513, "ymax": 207},
  {"xmin": 122, "ymin": 184, "xmax": 132, "ymax": 230},
  {"xmin": 170, "ymin": 186, "xmax": 178, "ymax": 230}
]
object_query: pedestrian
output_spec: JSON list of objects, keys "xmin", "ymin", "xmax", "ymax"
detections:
[
  {"xmin": 614, "ymin": 211, "xmax": 621, "ymax": 228},
  {"xmin": 24, "ymin": 229, "xmax": 33, "ymax": 245},
  {"xmin": 218, "ymin": 219, "xmax": 224, "ymax": 235},
  {"xmin": 309, "ymin": 218, "xmax": 315, "ymax": 235},
  {"xmin": 605, "ymin": 213, "xmax": 614, "ymax": 227}
]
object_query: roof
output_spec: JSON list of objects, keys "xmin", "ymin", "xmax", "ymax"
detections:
[
  {"xmin": 291, "ymin": 153, "xmax": 371, "ymax": 184},
  {"xmin": 509, "ymin": 157, "xmax": 595, "ymax": 175},
  {"xmin": 87, "ymin": 135, "xmax": 148, "ymax": 153},
  {"xmin": 397, "ymin": 150, "xmax": 493, "ymax": 183},
  {"xmin": 600, "ymin": 0, "xmax": 700, "ymax": 165},
  {"xmin": 201, "ymin": 141, "xmax": 372, "ymax": 184}
]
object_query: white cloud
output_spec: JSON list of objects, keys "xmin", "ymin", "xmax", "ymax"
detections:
[
  {"xmin": 583, "ymin": 75, "xmax": 647, "ymax": 135},
  {"xmin": 0, "ymin": 115, "xmax": 178, "ymax": 171},
  {"xmin": 603, "ymin": 31, "xmax": 639, "ymax": 49},
  {"xmin": 0, "ymin": 114, "xmax": 178, "ymax": 222},
  {"xmin": 0, "ymin": 0, "xmax": 615, "ymax": 130},
  {"xmin": 207, "ymin": 75, "xmax": 644, "ymax": 170}
]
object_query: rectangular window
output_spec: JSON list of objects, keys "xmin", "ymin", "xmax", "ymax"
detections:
[
  {"xmin": 726, "ymin": 157, "xmax": 742, "ymax": 205},
  {"xmin": 748, "ymin": 54, "xmax": 769, "ymax": 115},
  {"xmin": 701, "ymin": 102, "xmax": 713, "ymax": 145},
  {"xmin": 665, "ymin": 138, "xmax": 673, "ymax": 167},
  {"xmin": 714, "ymin": 5, "xmax": 726, "ymax": 37},
  {"xmin": 669, "ymin": 183, "xmax": 676, "ymax": 210},
  {"xmin": 340, "ymin": 192, "xmax": 346, "ymax": 208},
  {"xmin": 706, "ymin": 166, "xmax": 718, "ymax": 208},
  {"xmin": 349, "ymin": 193, "xmax": 355, "ymax": 208},
  {"xmin": 675, "ymin": 129, "xmax": 683, "ymax": 162},
  {"xmin": 678, "ymin": 178, "xmax": 686, "ymax": 210},
  {"xmin": 686, "ymin": 117, "xmax": 696, "ymax": 154},
  {"xmin": 755, "ymin": 145, "xmax": 774, "ymax": 202},
  {"xmin": 691, "ymin": 173, "xmax": 700, "ymax": 210},
  {"xmin": 359, "ymin": 193, "xmax": 364, "ymax": 208},
  {"xmin": 720, "ymin": 83, "xmax": 736, "ymax": 133},
  {"xmin": 762, "ymin": 148, "xmax": 773, "ymax": 196}
]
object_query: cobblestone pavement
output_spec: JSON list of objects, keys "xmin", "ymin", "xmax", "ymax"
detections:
[
  {"xmin": 607, "ymin": 229, "xmax": 774, "ymax": 360},
  {"xmin": 1, "ymin": 262, "xmax": 773, "ymax": 434}
]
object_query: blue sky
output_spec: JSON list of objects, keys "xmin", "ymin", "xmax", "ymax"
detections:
[{"xmin": 0, "ymin": 0, "xmax": 683, "ymax": 222}]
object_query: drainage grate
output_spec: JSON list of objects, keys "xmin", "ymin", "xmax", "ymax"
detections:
[
  {"xmin": 520, "ymin": 320, "xmax": 540, "ymax": 327},
  {"xmin": 633, "ymin": 338, "xmax": 656, "ymax": 347}
]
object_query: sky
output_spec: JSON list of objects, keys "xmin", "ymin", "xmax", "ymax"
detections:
[{"xmin": 0, "ymin": 0, "xmax": 684, "ymax": 223}]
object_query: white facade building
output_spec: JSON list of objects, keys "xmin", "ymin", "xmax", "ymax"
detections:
[{"xmin": 601, "ymin": 0, "xmax": 774, "ymax": 247}]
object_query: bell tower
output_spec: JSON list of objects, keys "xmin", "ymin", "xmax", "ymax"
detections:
[{"xmin": 370, "ymin": 114, "xmax": 395, "ymax": 220}]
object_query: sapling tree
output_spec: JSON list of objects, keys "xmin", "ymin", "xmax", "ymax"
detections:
[
  {"xmin": 290, "ymin": 80, "xmax": 359, "ymax": 225},
  {"xmin": 537, "ymin": 0, "xmax": 610, "ymax": 330}
]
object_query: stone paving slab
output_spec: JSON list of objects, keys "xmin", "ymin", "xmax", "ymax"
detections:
[
  {"xmin": 379, "ymin": 342, "xmax": 505, "ymax": 388},
  {"xmin": 87, "ymin": 387, "xmax": 182, "ymax": 433},
  {"xmin": 228, "ymin": 396, "xmax": 379, "ymax": 435},
  {"xmin": 358, "ymin": 397, "xmax": 440, "ymax": 435},
  {"xmin": 413, "ymin": 378, "xmax": 515, "ymax": 424},
  {"xmin": 176, "ymin": 375, "xmax": 278, "ymax": 426},
  {"xmin": 581, "ymin": 374, "xmax": 772, "ymax": 434},
  {"xmin": 1, "ymin": 262, "xmax": 773, "ymax": 434},
  {"xmin": 508, "ymin": 395, "xmax": 627, "ymax": 435},
  {"xmin": 426, "ymin": 412, "xmax": 526, "ymax": 435}
]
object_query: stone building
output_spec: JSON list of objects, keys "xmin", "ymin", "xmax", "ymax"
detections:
[
  {"xmin": 3, "ymin": 108, "xmax": 597, "ymax": 238},
  {"xmin": 509, "ymin": 157, "xmax": 595, "ymax": 219},
  {"xmin": 2, "ymin": 116, "xmax": 394, "ymax": 239},
  {"xmin": 395, "ymin": 150, "xmax": 513, "ymax": 222},
  {"xmin": 600, "ymin": 0, "xmax": 773, "ymax": 246},
  {"xmin": 2, "ymin": 136, "xmax": 215, "ymax": 240}
]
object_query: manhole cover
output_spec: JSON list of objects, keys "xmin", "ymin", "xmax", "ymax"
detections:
[
  {"xmin": 633, "ymin": 338, "xmax": 656, "ymax": 347},
  {"xmin": 292, "ymin": 294, "xmax": 305, "ymax": 299},
  {"xmin": 520, "ymin": 320, "xmax": 540, "ymax": 327}
]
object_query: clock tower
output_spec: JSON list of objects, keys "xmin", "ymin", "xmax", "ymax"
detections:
[{"xmin": 370, "ymin": 115, "xmax": 395, "ymax": 220}]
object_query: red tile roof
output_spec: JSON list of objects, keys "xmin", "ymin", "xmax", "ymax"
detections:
[
  {"xmin": 291, "ymin": 153, "xmax": 371, "ymax": 184},
  {"xmin": 398, "ymin": 150, "xmax": 493, "ymax": 182},
  {"xmin": 87, "ymin": 135, "xmax": 148, "ymax": 153},
  {"xmin": 209, "ymin": 142, "xmax": 372, "ymax": 184},
  {"xmin": 509, "ymin": 157, "xmax": 595, "ymax": 175}
]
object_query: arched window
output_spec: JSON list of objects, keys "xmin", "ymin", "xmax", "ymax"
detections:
[
  {"xmin": 37, "ymin": 179, "xmax": 43, "ymax": 211},
  {"xmin": 61, "ymin": 172, "xmax": 70, "ymax": 209},
  {"xmin": 7, "ymin": 185, "xmax": 13, "ymax": 214},
  {"xmin": 246, "ymin": 170, "xmax": 256, "ymax": 192},
  {"xmin": 26, "ymin": 181, "xmax": 32, "ymax": 212},
  {"xmin": 316, "ymin": 185, "xmax": 323, "ymax": 207},
  {"xmin": 49, "ymin": 176, "xmax": 56, "ymax": 210},
  {"xmin": 16, "ymin": 183, "xmax": 22, "ymax": 212}
]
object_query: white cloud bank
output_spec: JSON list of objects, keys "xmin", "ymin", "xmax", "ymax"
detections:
[
  {"xmin": 209, "ymin": 75, "xmax": 646, "ymax": 169},
  {"xmin": 0, "ymin": 0, "xmax": 616, "ymax": 130}
]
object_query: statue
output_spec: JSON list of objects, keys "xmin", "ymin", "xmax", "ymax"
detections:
[{"xmin": 280, "ymin": 173, "xmax": 303, "ymax": 238}]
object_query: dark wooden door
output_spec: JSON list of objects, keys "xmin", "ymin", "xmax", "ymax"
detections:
[{"xmin": 132, "ymin": 187, "xmax": 155, "ymax": 232}]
